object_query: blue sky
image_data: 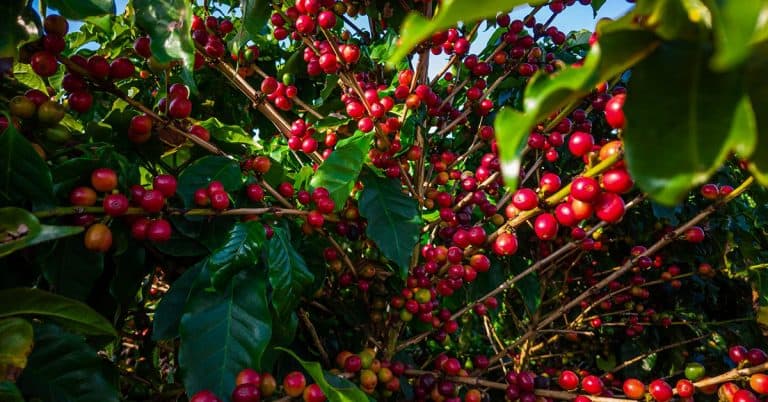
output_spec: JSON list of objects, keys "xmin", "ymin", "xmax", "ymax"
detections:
[{"xmin": 41, "ymin": 0, "xmax": 632, "ymax": 77}]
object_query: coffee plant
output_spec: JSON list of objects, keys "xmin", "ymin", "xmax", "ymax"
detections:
[{"xmin": 1, "ymin": 0, "xmax": 768, "ymax": 401}]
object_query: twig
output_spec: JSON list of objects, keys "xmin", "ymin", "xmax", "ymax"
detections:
[{"xmin": 299, "ymin": 308, "xmax": 330, "ymax": 367}]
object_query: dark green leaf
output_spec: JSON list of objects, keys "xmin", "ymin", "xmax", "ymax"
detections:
[
  {"xmin": 0, "ymin": 288, "xmax": 116, "ymax": 337},
  {"xmin": 47, "ymin": 0, "xmax": 115, "ymax": 19},
  {"xmin": 0, "ymin": 381, "xmax": 23, "ymax": 402},
  {"xmin": 208, "ymin": 221, "xmax": 265, "ymax": 290},
  {"xmin": 0, "ymin": 119, "xmax": 55, "ymax": 209},
  {"xmin": 591, "ymin": 0, "xmax": 607, "ymax": 16},
  {"xmin": 0, "ymin": 318, "xmax": 33, "ymax": 378},
  {"xmin": 359, "ymin": 174, "xmax": 421, "ymax": 278},
  {"xmin": 0, "ymin": 2, "xmax": 41, "ymax": 68},
  {"xmin": 0, "ymin": 207, "xmax": 82, "ymax": 257},
  {"xmin": 266, "ymin": 227, "xmax": 314, "ymax": 318},
  {"xmin": 278, "ymin": 348, "xmax": 369, "ymax": 402},
  {"xmin": 705, "ymin": 0, "xmax": 763, "ymax": 70},
  {"xmin": 179, "ymin": 269, "xmax": 272, "ymax": 397},
  {"xmin": 177, "ymin": 156, "xmax": 243, "ymax": 207},
  {"xmin": 152, "ymin": 262, "xmax": 205, "ymax": 340},
  {"xmin": 514, "ymin": 271, "xmax": 541, "ymax": 316},
  {"xmin": 133, "ymin": 0, "xmax": 195, "ymax": 69},
  {"xmin": 623, "ymin": 41, "xmax": 748, "ymax": 204},
  {"xmin": 240, "ymin": 0, "xmax": 270, "ymax": 38},
  {"xmin": 389, "ymin": 0, "xmax": 543, "ymax": 64},
  {"xmin": 38, "ymin": 236, "xmax": 104, "ymax": 301},
  {"xmin": 18, "ymin": 324, "xmax": 119, "ymax": 402},
  {"xmin": 310, "ymin": 132, "xmax": 372, "ymax": 210},
  {"xmin": 109, "ymin": 241, "xmax": 148, "ymax": 305},
  {"xmin": 745, "ymin": 41, "xmax": 768, "ymax": 185},
  {"xmin": 494, "ymin": 107, "xmax": 531, "ymax": 191}
]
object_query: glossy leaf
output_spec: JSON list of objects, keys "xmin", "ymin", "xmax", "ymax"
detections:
[
  {"xmin": 266, "ymin": 227, "xmax": 313, "ymax": 318},
  {"xmin": 18, "ymin": 324, "xmax": 119, "ymax": 402},
  {"xmin": 198, "ymin": 117, "xmax": 258, "ymax": 148},
  {"xmin": 0, "ymin": 119, "xmax": 55, "ymax": 209},
  {"xmin": 177, "ymin": 156, "xmax": 243, "ymax": 207},
  {"xmin": 37, "ymin": 236, "xmax": 104, "ymax": 301},
  {"xmin": 623, "ymin": 40, "xmax": 749, "ymax": 204},
  {"xmin": 359, "ymin": 174, "xmax": 422, "ymax": 278},
  {"xmin": 0, "ymin": 1, "xmax": 40, "ymax": 69},
  {"xmin": 0, "ymin": 318, "xmax": 33, "ymax": 379},
  {"xmin": 109, "ymin": 240, "xmax": 148, "ymax": 305},
  {"xmin": 389, "ymin": 0, "xmax": 542, "ymax": 64},
  {"xmin": 12, "ymin": 63, "xmax": 46, "ymax": 92},
  {"xmin": 0, "ymin": 381, "xmax": 23, "ymax": 402},
  {"xmin": 278, "ymin": 348, "xmax": 370, "ymax": 402},
  {"xmin": 47, "ymin": 0, "xmax": 115, "ymax": 19},
  {"xmin": 240, "ymin": 0, "xmax": 270, "ymax": 38},
  {"xmin": 133, "ymin": 0, "xmax": 195, "ymax": 69},
  {"xmin": 152, "ymin": 261, "xmax": 205, "ymax": 340},
  {"xmin": 0, "ymin": 207, "xmax": 82, "ymax": 258},
  {"xmin": 179, "ymin": 269, "xmax": 272, "ymax": 397},
  {"xmin": 705, "ymin": 0, "xmax": 763, "ymax": 70},
  {"xmin": 207, "ymin": 221, "xmax": 265, "ymax": 290},
  {"xmin": 310, "ymin": 132, "xmax": 372, "ymax": 211},
  {"xmin": 494, "ymin": 107, "xmax": 531, "ymax": 191},
  {"xmin": 591, "ymin": 0, "xmax": 607, "ymax": 16},
  {"xmin": 0, "ymin": 288, "xmax": 116, "ymax": 337}
]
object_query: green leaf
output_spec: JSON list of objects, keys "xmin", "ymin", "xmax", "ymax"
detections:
[
  {"xmin": 705, "ymin": 0, "xmax": 763, "ymax": 70},
  {"xmin": 240, "ymin": 0, "xmax": 270, "ymax": 38},
  {"xmin": 0, "ymin": 119, "xmax": 56, "ymax": 209},
  {"xmin": 47, "ymin": 0, "xmax": 115, "ymax": 19},
  {"xmin": 591, "ymin": 0, "xmax": 607, "ymax": 17},
  {"xmin": 0, "ymin": 381, "xmax": 23, "ymax": 402},
  {"xmin": 198, "ymin": 117, "xmax": 258, "ymax": 148},
  {"xmin": 623, "ymin": 40, "xmax": 748, "ymax": 204},
  {"xmin": 0, "ymin": 2, "xmax": 41, "ymax": 67},
  {"xmin": 359, "ymin": 174, "xmax": 422, "ymax": 278},
  {"xmin": 177, "ymin": 156, "xmax": 243, "ymax": 207},
  {"xmin": 152, "ymin": 261, "xmax": 205, "ymax": 340},
  {"xmin": 18, "ymin": 323, "xmax": 119, "ymax": 402},
  {"xmin": 745, "ymin": 41, "xmax": 768, "ymax": 185},
  {"xmin": 494, "ymin": 20, "xmax": 659, "ymax": 188},
  {"xmin": 294, "ymin": 165, "xmax": 315, "ymax": 191},
  {"xmin": 266, "ymin": 227, "xmax": 314, "ymax": 318},
  {"xmin": 38, "ymin": 236, "xmax": 104, "ymax": 301},
  {"xmin": 179, "ymin": 269, "xmax": 272, "ymax": 397},
  {"xmin": 0, "ymin": 318, "xmax": 33, "ymax": 379},
  {"xmin": 494, "ymin": 107, "xmax": 531, "ymax": 191},
  {"xmin": 278, "ymin": 348, "xmax": 370, "ymax": 402},
  {"xmin": 12, "ymin": 63, "xmax": 46, "ymax": 92},
  {"xmin": 133, "ymin": 0, "xmax": 195, "ymax": 69},
  {"xmin": 389, "ymin": 0, "xmax": 543, "ymax": 64},
  {"xmin": 207, "ymin": 221, "xmax": 266, "ymax": 290},
  {"xmin": 109, "ymin": 241, "xmax": 148, "ymax": 305},
  {"xmin": 310, "ymin": 132, "xmax": 372, "ymax": 211},
  {"xmin": 0, "ymin": 288, "xmax": 116, "ymax": 337},
  {"xmin": 0, "ymin": 207, "xmax": 82, "ymax": 258},
  {"xmin": 514, "ymin": 271, "xmax": 541, "ymax": 316}
]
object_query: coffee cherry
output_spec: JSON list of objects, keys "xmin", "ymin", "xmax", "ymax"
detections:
[
  {"xmin": 109, "ymin": 57, "xmax": 134, "ymax": 79},
  {"xmin": 676, "ymin": 379, "xmax": 695, "ymax": 398},
  {"xmin": 87, "ymin": 55, "xmax": 110, "ymax": 80},
  {"xmin": 317, "ymin": 11, "xmax": 336, "ymax": 29},
  {"xmin": 69, "ymin": 186, "xmax": 97, "ymax": 206},
  {"xmin": 492, "ymin": 232, "xmax": 518, "ymax": 256},
  {"xmin": 684, "ymin": 226, "xmax": 705, "ymax": 243},
  {"xmin": 153, "ymin": 175, "xmax": 177, "ymax": 197},
  {"xmin": 729, "ymin": 345, "xmax": 749, "ymax": 363},
  {"xmin": 581, "ymin": 375, "xmax": 603, "ymax": 395},
  {"xmin": 307, "ymin": 210, "xmax": 324, "ymax": 227},
  {"xmin": 134, "ymin": 37, "xmax": 152, "ymax": 58},
  {"xmin": 140, "ymin": 189, "xmax": 165, "ymax": 213},
  {"xmin": 734, "ymin": 389, "xmax": 759, "ymax": 402},
  {"xmin": 283, "ymin": 371, "xmax": 307, "ymax": 397},
  {"xmin": 146, "ymin": 219, "xmax": 172, "ymax": 242},
  {"xmin": 601, "ymin": 168, "xmax": 633, "ymax": 194},
  {"xmin": 247, "ymin": 184, "xmax": 265, "ymax": 202},
  {"xmin": 130, "ymin": 114, "xmax": 153, "ymax": 136},
  {"xmin": 278, "ymin": 182, "xmax": 294, "ymax": 198},
  {"xmin": 748, "ymin": 348, "xmax": 768, "ymax": 366},
  {"xmin": 251, "ymin": 156, "xmax": 271, "ymax": 174},
  {"xmin": 236, "ymin": 368, "xmax": 262, "ymax": 387},
  {"xmin": 512, "ymin": 188, "xmax": 538, "ymax": 210},
  {"xmin": 557, "ymin": 370, "xmax": 579, "ymax": 391},
  {"xmin": 260, "ymin": 373, "xmax": 276, "ymax": 397},
  {"xmin": 749, "ymin": 373, "xmax": 768, "ymax": 395},
  {"xmin": 594, "ymin": 192, "xmax": 625, "ymax": 223},
  {"xmin": 649, "ymin": 379, "xmax": 673, "ymax": 402},
  {"xmin": 604, "ymin": 93, "xmax": 626, "ymax": 129},
  {"xmin": 189, "ymin": 125, "xmax": 210, "ymax": 141},
  {"xmin": 534, "ymin": 213, "xmax": 558, "ymax": 240},
  {"xmin": 68, "ymin": 91, "xmax": 93, "ymax": 113},
  {"xmin": 684, "ymin": 362, "xmax": 705, "ymax": 380},
  {"xmin": 37, "ymin": 100, "xmax": 66, "ymax": 125},
  {"xmin": 30, "ymin": 51, "xmax": 58, "ymax": 77},
  {"xmin": 103, "ymin": 194, "xmax": 129, "ymax": 216},
  {"xmin": 231, "ymin": 383, "xmax": 260, "ymax": 402},
  {"xmin": 9, "ymin": 96, "xmax": 36, "ymax": 119},
  {"xmin": 623, "ymin": 378, "xmax": 645, "ymax": 399},
  {"xmin": 84, "ymin": 223, "xmax": 112, "ymax": 252},
  {"xmin": 44, "ymin": 15, "xmax": 69, "ymax": 36},
  {"xmin": 190, "ymin": 390, "xmax": 221, "ymax": 402},
  {"xmin": 130, "ymin": 218, "xmax": 150, "ymax": 240},
  {"xmin": 91, "ymin": 168, "xmax": 118, "ymax": 192},
  {"xmin": 303, "ymin": 383, "xmax": 326, "ymax": 402},
  {"xmin": 568, "ymin": 131, "xmax": 594, "ymax": 157},
  {"xmin": 571, "ymin": 177, "xmax": 600, "ymax": 202},
  {"xmin": 210, "ymin": 191, "xmax": 230, "ymax": 210},
  {"xmin": 539, "ymin": 173, "xmax": 561, "ymax": 194},
  {"xmin": 168, "ymin": 97, "xmax": 192, "ymax": 119}
]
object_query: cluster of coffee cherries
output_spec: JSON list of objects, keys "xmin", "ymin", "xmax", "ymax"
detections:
[
  {"xmin": 269, "ymin": 0, "xmax": 340, "ymax": 40},
  {"xmin": 191, "ymin": 15, "xmax": 234, "ymax": 60},
  {"xmin": 189, "ymin": 367, "xmax": 327, "ymax": 402},
  {"xmin": 332, "ymin": 349, "xmax": 405, "ymax": 396},
  {"xmin": 302, "ymin": 35, "xmax": 361, "ymax": 77},
  {"xmin": 700, "ymin": 182, "xmax": 735, "ymax": 200},
  {"xmin": 73, "ymin": 168, "xmax": 175, "ymax": 252}
]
